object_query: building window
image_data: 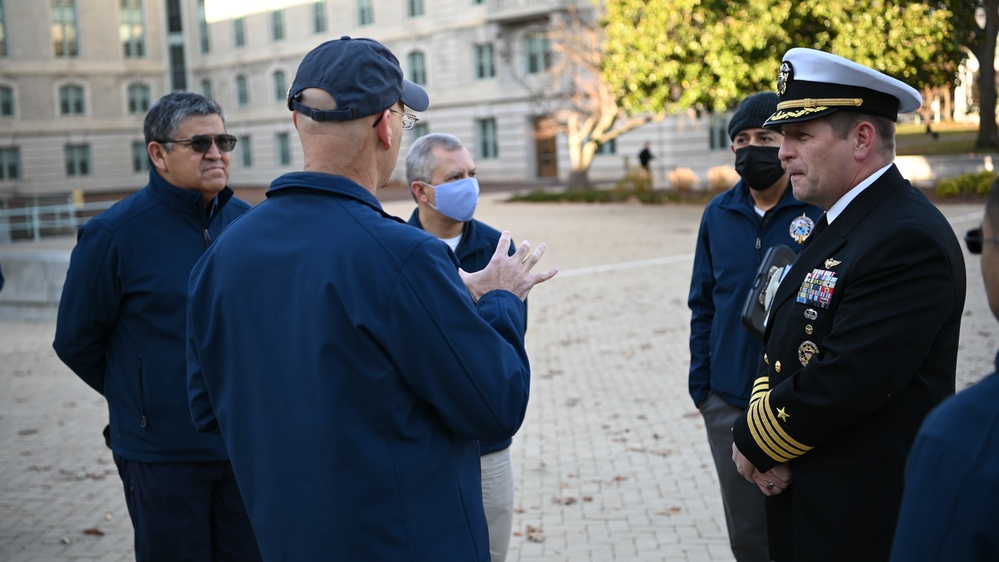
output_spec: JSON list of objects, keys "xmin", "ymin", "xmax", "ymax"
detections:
[
  {"xmin": 120, "ymin": 0, "xmax": 145, "ymax": 58},
  {"xmin": 277, "ymin": 132, "xmax": 291, "ymax": 166},
  {"xmin": 475, "ymin": 118, "xmax": 498, "ymax": 159},
  {"xmin": 165, "ymin": 0, "xmax": 182, "ymax": 33},
  {"xmin": 0, "ymin": 0, "xmax": 7, "ymax": 57},
  {"xmin": 127, "ymin": 83, "xmax": 150, "ymax": 114},
  {"xmin": 201, "ymin": 78, "xmax": 212, "ymax": 99},
  {"xmin": 131, "ymin": 140, "xmax": 149, "ymax": 172},
  {"xmin": 52, "ymin": 0, "xmax": 80, "ymax": 58},
  {"xmin": 273, "ymin": 70, "xmax": 286, "ymax": 103},
  {"xmin": 312, "ymin": 1, "xmax": 326, "ymax": 34},
  {"xmin": 240, "ymin": 135, "xmax": 252, "ymax": 167},
  {"xmin": 408, "ymin": 51, "xmax": 426, "ymax": 87},
  {"xmin": 407, "ymin": 0, "xmax": 423, "ymax": 17},
  {"xmin": 198, "ymin": 0, "xmax": 209, "ymax": 53},
  {"xmin": 474, "ymin": 44, "xmax": 494, "ymax": 79},
  {"xmin": 524, "ymin": 33, "xmax": 551, "ymax": 74},
  {"xmin": 169, "ymin": 44, "xmax": 186, "ymax": 91},
  {"xmin": 0, "ymin": 86, "xmax": 13, "ymax": 116},
  {"xmin": 357, "ymin": 0, "xmax": 373, "ymax": 26},
  {"xmin": 271, "ymin": 10, "xmax": 284, "ymax": 41},
  {"xmin": 411, "ymin": 122, "xmax": 428, "ymax": 140},
  {"xmin": 59, "ymin": 84, "xmax": 85, "ymax": 115},
  {"xmin": 709, "ymin": 113, "xmax": 728, "ymax": 151},
  {"xmin": 235, "ymin": 75, "xmax": 248, "ymax": 107},
  {"xmin": 0, "ymin": 147, "xmax": 19, "ymax": 180},
  {"xmin": 65, "ymin": 143, "xmax": 91, "ymax": 176},
  {"xmin": 233, "ymin": 17, "xmax": 245, "ymax": 47},
  {"xmin": 595, "ymin": 139, "xmax": 617, "ymax": 155}
]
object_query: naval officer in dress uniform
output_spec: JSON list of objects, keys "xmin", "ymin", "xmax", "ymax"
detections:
[{"xmin": 730, "ymin": 48, "xmax": 967, "ymax": 562}]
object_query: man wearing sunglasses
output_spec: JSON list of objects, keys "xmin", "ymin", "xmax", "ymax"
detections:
[
  {"xmin": 186, "ymin": 37, "xmax": 557, "ymax": 561},
  {"xmin": 890, "ymin": 178, "xmax": 999, "ymax": 561},
  {"xmin": 54, "ymin": 91, "xmax": 259, "ymax": 561}
]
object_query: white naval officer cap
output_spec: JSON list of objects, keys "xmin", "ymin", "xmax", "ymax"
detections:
[{"xmin": 763, "ymin": 48, "xmax": 922, "ymax": 129}]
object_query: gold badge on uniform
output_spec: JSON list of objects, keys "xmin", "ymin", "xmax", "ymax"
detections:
[
  {"xmin": 789, "ymin": 213, "xmax": 815, "ymax": 244},
  {"xmin": 777, "ymin": 407, "xmax": 790, "ymax": 422},
  {"xmin": 798, "ymin": 341, "xmax": 819, "ymax": 366},
  {"xmin": 824, "ymin": 258, "xmax": 841, "ymax": 269}
]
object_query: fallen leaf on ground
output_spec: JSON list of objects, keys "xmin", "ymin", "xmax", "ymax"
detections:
[{"xmin": 526, "ymin": 525, "xmax": 545, "ymax": 543}]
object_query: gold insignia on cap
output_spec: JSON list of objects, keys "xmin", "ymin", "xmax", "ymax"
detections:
[
  {"xmin": 798, "ymin": 341, "xmax": 819, "ymax": 366},
  {"xmin": 777, "ymin": 61, "xmax": 792, "ymax": 95},
  {"xmin": 776, "ymin": 97, "xmax": 863, "ymax": 111},
  {"xmin": 825, "ymin": 258, "xmax": 841, "ymax": 269},
  {"xmin": 777, "ymin": 407, "xmax": 790, "ymax": 422},
  {"xmin": 775, "ymin": 361, "xmax": 781, "ymax": 373}
]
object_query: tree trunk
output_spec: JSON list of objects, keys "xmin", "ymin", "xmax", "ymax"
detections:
[
  {"xmin": 568, "ymin": 169, "xmax": 589, "ymax": 190},
  {"xmin": 976, "ymin": 0, "xmax": 999, "ymax": 150}
]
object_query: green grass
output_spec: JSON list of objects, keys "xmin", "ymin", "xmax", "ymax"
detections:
[{"xmin": 896, "ymin": 123, "xmax": 981, "ymax": 156}]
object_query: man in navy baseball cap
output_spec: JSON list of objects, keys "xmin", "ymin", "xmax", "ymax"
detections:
[
  {"xmin": 188, "ymin": 34, "xmax": 557, "ymax": 561},
  {"xmin": 287, "ymin": 35, "xmax": 429, "ymax": 121}
]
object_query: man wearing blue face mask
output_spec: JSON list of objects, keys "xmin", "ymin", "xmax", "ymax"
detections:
[
  {"xmin": 406, "ymin": 132, "xmax": 519, "ymax": 562},
  {"xmin": 687, "ymin": 91, "xmax": 822, "ymax": 562}
]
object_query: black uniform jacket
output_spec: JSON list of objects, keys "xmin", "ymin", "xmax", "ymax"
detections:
[{"xmin": 732, "ymin": 165, "xmax": 967, "ymax": 562}]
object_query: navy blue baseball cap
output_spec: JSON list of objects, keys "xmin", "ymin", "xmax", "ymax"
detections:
[{"xmin": 287, "ymin": 36, "xmax": 429, "ymax": 121}]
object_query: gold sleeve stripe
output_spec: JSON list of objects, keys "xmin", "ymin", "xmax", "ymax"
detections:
[
  {"xmin": 776, "ymin": 98, "xmax": 863, "ymax": 110},
  {"xmin": 761, "ymin": 394, "xmax": 811, "ymax": 458},
  {"xmin": 750, "ymin": 376, "xmax": 769, "ymax": 404},
  {"xmin": 746, "ymin": 393, "xmax": 813, "ymax": 463},
  {"xmin": 748, "ymin": 398, "xmax": 798, "ymax": 462}
]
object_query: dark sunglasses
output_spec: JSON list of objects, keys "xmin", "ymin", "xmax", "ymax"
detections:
[
  {"xmin": 964, "ymin": 227, "xmax": 999, "ymax": 255},
  {"xmin": 156, "ymin": 134, "xmax": 238, "ymax": 153}
]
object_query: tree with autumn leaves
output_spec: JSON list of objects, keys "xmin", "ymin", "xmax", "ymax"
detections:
[{"xmin": 551, "ymin": 0, "xmax": 986, "ymax": 189}]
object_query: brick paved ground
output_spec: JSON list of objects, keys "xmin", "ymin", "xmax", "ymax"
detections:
[{"xmin": 0, "ymin": 195, "xmax": 991, "ymax": 561}]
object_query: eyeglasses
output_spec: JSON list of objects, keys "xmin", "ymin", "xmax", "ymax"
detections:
[
  {"xmin": 372, "ymin": 109, "xmax": 419, "ymax": 131},
  {"xmin": 156, "ymin": 134, "xmax": 238, "ymax": 153},
  {"xmin": 965, "ymin": 227, "xmax": 999, "ymax": 254}
]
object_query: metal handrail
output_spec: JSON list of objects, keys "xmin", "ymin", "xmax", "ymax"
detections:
[{"xmin": 0, "ymin": 199, "xmax": 118, "ymax": 242}]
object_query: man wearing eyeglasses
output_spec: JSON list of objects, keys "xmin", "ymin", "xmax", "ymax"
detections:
[
  {"xmin": 889, "ymin": 179, "xmax": 999, "ymax": 561},
  {"xmin": 186, "ymin": 37, "xmax": 557, "ymax": 561},
  {"xmin": 405, "ymin": 132, "xmax": 518, "ymax": 562},
  {"xmin": 54, "ymin": 91, "xmax": 259, "ymax": 561}
]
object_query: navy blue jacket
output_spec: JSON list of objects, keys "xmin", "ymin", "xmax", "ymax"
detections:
[
  {"xmin": 407, "ymin": 209, "xmax": 520, "ymax": 456},
  {"xmin": 890, "ymin": 351, "xmax": 999, "ymax": 561},
  {"xmin": 53, "ymin": 170, "xmax": 250, "ymax": 462},
  {"xmin": 688, "ymin": 181, "xmax": 821, "ymax": 409},
  {"xmin": 188, "ymin": 172, "xmax": 531, "ymax": 561}
]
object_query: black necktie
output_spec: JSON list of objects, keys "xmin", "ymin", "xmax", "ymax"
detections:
[{"xmin": 804, "ymin": 214, "xmax": 828, "ymax": 249}]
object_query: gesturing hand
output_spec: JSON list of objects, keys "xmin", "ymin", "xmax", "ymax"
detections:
[{"xmin": 459, "ymin": 231, "xmax": 558, "ymax": 302}]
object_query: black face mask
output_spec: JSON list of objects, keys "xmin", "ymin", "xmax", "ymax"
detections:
[{"xmin": 734, "ymin": 145, "xmax": 784, "ymax": 190}]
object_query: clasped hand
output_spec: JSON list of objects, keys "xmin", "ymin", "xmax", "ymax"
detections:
[
  {"xmin": 460, "ymin": 231, "xmax": 558, "ymax": 302},
  {"xmin": 732, "ymin": 442, "xmax": 793, "ymax": 496}
]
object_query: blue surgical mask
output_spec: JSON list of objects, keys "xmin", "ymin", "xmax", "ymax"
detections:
[{"xmin": 427, "ymin": 177, "xmax": 479, "ymax": 223}]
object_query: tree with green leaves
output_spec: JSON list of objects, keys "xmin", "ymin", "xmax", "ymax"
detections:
[
  {"xmin": 547, "ymin": 1, "xmax": 966, "ymax": 189},
  {"xmin": 947, "ymin": 0, "xmax": 998, "ymax": 150},
  {"xmin": 604, "ymin": 0, "xmax": 962, "ymax": 111}
]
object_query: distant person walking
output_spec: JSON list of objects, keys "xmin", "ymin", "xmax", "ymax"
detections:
[{"xmin": 638, "ymin": 141, "xmax": 654, "ymax": 175}]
